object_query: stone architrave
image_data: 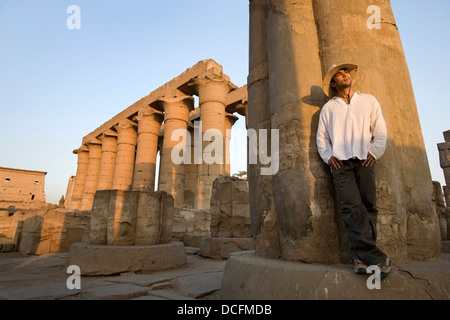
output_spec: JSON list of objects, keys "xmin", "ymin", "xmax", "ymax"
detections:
[
  {"xmin": 112, "ymin": 119, "xmax": 138, "ymax": 191},
  {"xmin": 69, "ymin": 146, "xmax": 89, "ymax": 210},
  {"xmin": 80, "ymin": 139, "xmax": 102, "ymax": 211},
  {"xmin": 247, "ymin": 0, "xmax": 280, "ymax": 259},
  {"xmin": 97, "ymin": 130, "xmax": 118, "ymax": 191},
  {"xmin": 132, "ymin": 107, "xmax": 164, "ymax": 191},
  {"xmin": 156, "ymin": 94, "xmax": 194, "ymax": 207},
  {"xmin": 189, "ymin": 71, "xmax": 237, "ymax": 211}
]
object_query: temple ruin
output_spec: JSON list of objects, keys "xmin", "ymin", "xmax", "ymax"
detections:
[{"xmin": 1, "ymin": 0, "xmax": 450, "ymax": 300}]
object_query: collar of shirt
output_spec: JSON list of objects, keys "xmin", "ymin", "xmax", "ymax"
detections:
[{"xmin": 331, "ymin": 91, "xmax": 361, "ymax": 106}]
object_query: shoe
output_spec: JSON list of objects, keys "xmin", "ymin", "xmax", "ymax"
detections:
[
  {"xmin": 378, "ymin": 257, "xmax": 392, "ymax": 279},
  {"xmin": 353, "ymin": 259, "xmax": 368, "ymax": 274}
]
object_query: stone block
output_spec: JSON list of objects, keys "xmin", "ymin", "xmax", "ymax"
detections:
[
  {"xmin": 444, "ymin": 187, "xmax": 450, "ymax": 208},
  {"xmin": 220, "ymin": 252, "xmax": 450, "ymax": 300},
  {"xmin": 444, "ymin": 130, "xmax": 450, "ymax": 143},
  {"xmin": 90, "ymin": 190, "xmax": 111, "ymax": 245},
  {"xmin": 91, "ymin": 190, "xmax": 174, "ymax": 247},
  {"xmin": 107, "ymin": 190, "xmax": 139, "ymax": 246},
  {"xmin": 65, "ymin": 241, "xmax": 187, "ymax": 276},
  {"xmin": 199, "ymin": 237, "xmax": 255, "ymax": 260},
  {"xmin": 444, "ymin": 168, "xmax": 450, "ymax": 186},
  {"xmin": 135, "ymin": 191, "xmax": 173, "ymax": 245},
  {"xmin": 438, "ymin": 142, "xmax": 450, "ymax": 169},
  {"xmin": 181, "ymin": 233, "xmax": 205, "ymax": 247},
  {"xmin": 1, "ymin": 243, "xmax": 15, "ymax": 252}
]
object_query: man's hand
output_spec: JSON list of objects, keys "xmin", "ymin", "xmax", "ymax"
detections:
[
  {"xmin": 362, "ymin": 153, "xmax": 376, "ymax": 167},
  {"xmin": 328, "ymin": 156, "xmax": 343, "ymax": 170}
]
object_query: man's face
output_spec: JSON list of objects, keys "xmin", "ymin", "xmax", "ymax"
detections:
[{"xmin": 331, "ymin": 68, "xmax": 352, "ymax": 89}]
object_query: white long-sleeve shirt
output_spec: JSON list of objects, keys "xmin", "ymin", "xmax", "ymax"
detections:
[{"xmin": 316, "ymin": 92, "xmax": 387, "ymax": 164}]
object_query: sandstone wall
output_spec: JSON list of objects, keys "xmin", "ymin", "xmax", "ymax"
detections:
[
  {"xmin": 6, "ymin": 207, "xmax": 90, "ymax": 255},
  {"xmin": 0, "ymin": 167, "xmax": 46, "ymax": 208},
  {"xmin": 210, "ymin": 176, "xmax": 251, "ymax": 238}
]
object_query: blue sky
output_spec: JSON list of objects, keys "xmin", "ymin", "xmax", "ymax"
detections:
[{"xmin": 0, "ymin": 0, "xmax": 449, "ymax": 204}]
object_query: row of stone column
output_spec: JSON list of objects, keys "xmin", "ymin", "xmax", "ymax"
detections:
[{"xmin": 69, "ymin": 73, "xmax": 240, "ymax": 212}]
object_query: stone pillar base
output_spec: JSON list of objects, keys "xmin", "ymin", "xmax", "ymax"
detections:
[
  {"xmin": 65, "ymin": 241, "xmax": 186, "ymax": 276},
  {"xmin": 199, "ymin": 237, "xmax": 255, "ymax": 260},
  {"xmin": 220, "ymin": 252, "xmax": 450, "ymax": 300}
]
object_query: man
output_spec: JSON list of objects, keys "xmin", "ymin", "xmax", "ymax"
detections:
[{"xmin": 316, "ymin": 63, "xmax": 391, "ymax": 278}]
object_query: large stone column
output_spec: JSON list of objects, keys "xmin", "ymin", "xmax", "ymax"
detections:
[
  {"xmin": 225, "ymin": 113, "xmax": 239, "ymax": 176},
  {"xmin": 70, "ymin": 146, "xmax": 89, "ymax": 210},
  {"xmin": 247, "ymin": 0, "xmax": 280, "ymax": 259},
  {"xmin": 190, "ymin": 72, "xmax": 237, "ymax": 210},
  {"xmin": 263, "ymin": 0, "xmax": 341, "ymax": 262},
  {"xmin": 132, "ymin": 107, "xmax": 164, "ymax": 191},
  {"xmin": 313, "ymin": 0, "xmax": 440, "ymax": 262},
  {"xmin": 80, "ymin": 139, "xmax": 102, "ymax": 211},
  {"xmin": 156, "ymin": 94, "xmax": 194, "ymax": 207},
  {"xmin": 112, "ymin": 119, "xmax": 138, "ymax": 191},
  {"xmin": 97, "ymin": 130, "xmax": 118, "ymax": 191},
  {"xmin": 184, "ymin": 124, "xmax": 197, "ymax": 209}
]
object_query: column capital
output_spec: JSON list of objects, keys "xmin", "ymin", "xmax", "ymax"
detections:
[
  {"xmin": 153, "ymin": 95, "xmax": 194, "ymax": 111},
  {"xmin": 101, "ymin": 129, "xmax": 118, "ymax": 139},
  {"xmin": 73, "ymin": 146, "xmax": 89, "ymax": 154},
  {"xmin": 114, "ymin": 119, "xmax": 137, "ymax": 132},
  {"xmin": 153, "ymin": 95, "xmax": 194, "ymax": 124},
  {"xmin": 86, "ymin": 138, "xmax": 102, "ymax": 146},
  {"xmin": 188, "ymin": 69, "xmax": 237, "ymax": 92},
  {"xmin": 225, "ymin": 113, "xmax": 240, "ymax": 128},
  {"xmin": 134, "ymin": 106, "xmax": 164, "ymax": 123}
]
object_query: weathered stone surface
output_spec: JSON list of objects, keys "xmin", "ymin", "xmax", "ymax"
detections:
[
  {"xmin": 65, "ymin": 241, "xmax": 187, "ymax": 276},
  {"xmin": 172, "ymin": 208, "xmax": 211, "ymax": 243},
  {"xmin": 210, "ymin": 176, "xmax": 251, "ymax": 238},
  {"xmin": 444, "ymin": 187, "xmax": 450, "ymax": 208},
  {"xmin": 199, "ymin": 237, "xmax": 255, "ymax": 260},
  {"xmin": 444, "ymin": 130, "xmax": 450, "ymax": 143},
  {"xmin": 90, "ymin": 190, "xmax": 174, "ymax": 246},
  {"xmin": 89, "ymin": 190, "xmax": 111, "ymax": 245},
  {"xmin": 6, "ymin": 208, "xmax": 90, "ymax": 255},
  {"xmin": 0, "ymin": 167, "xmax": 47, "ymax": 209},
  {"xmin": 220, "ymin": 252, "xmax": 450, "ymax": 300},
  {"xmin": 432, "ymin": 181, "xmax": 448, "ymax": 240},
  {"xmin": 248, "ymin": 0, "xmax": 280, "ymax": 260}
]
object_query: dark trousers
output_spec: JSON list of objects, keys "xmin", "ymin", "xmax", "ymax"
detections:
[{"xmin": 331, "ymin": 159, "xmax": 387, "ymax": 266}]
